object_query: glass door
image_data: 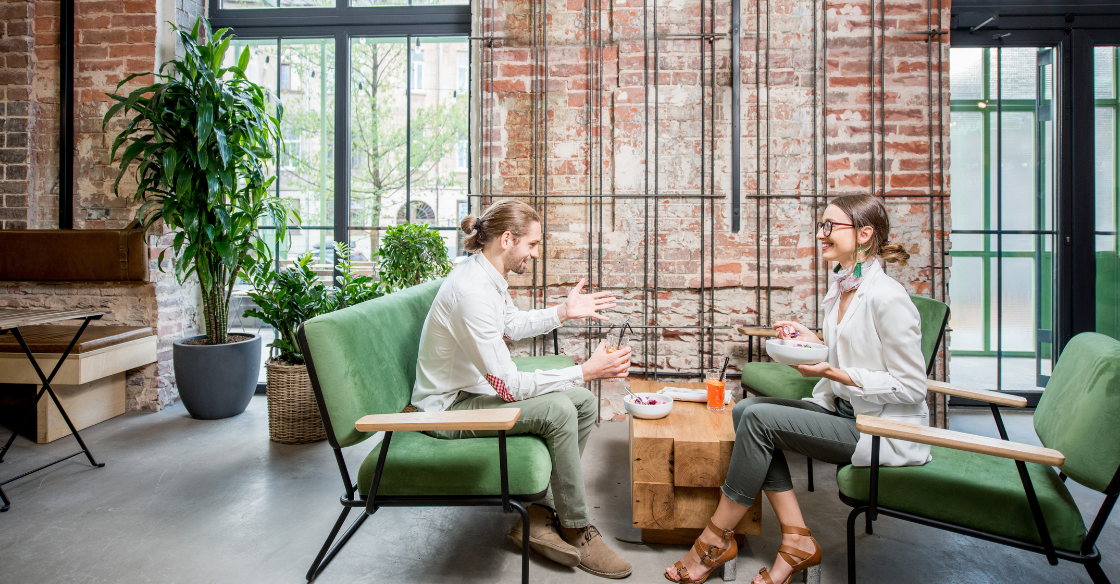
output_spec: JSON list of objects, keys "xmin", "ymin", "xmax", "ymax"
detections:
[{"xmin": 948, "ymin": 46, "xmax": 1059, "ymax": 392}]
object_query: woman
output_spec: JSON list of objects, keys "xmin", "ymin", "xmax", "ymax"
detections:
[{"xmin": 665, "ymin": 194, "xmax": 930, "ymax": 584}]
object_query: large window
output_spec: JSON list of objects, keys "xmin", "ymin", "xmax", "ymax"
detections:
[
  {"xmin": 211, "ymin": 0, "xmax": 472, "ymax": 270},
  {"xmin": 948, "ymin": 47, "xmax": 1058, "ymax": 392},
  {"xmin": 210, "ymin": 0, "xmax": 471, "ymax": 382}
]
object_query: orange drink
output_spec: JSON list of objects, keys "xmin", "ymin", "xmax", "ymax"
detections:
[{"xmin": 705, "ymin": 369, "xmax": 725, "ymax": 412}]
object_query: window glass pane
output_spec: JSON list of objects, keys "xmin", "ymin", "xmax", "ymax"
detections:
[
  {"xmin": 990, "ymin": 256, "xmax": 1036, "ymax": 352},
  {"xmin": 222, "ymin": 0, "xmax": 332, "ymax": 7},
  {"xmin": 997, "ymin": 112, "xmax": 1036, "ymax": 232},
  {"xmin": 352, "ymin": 0, "xmax": 467, "ymax": 7},
  {"xmin": 1096, "ymin": 47, "xmax": 1115, "ymax": 99},
  {"xmin": 280, "ymin": 39, "xmax": 335, "ymax": 264},
  {"xmin": 410, "ymin": 37, "xmax": 470, "ymax": 258},
  {"xmin": 949, "ymin": 110, "xmax": 984, "ymax": 254},
  {"xmin": 1096, "ymin": 47, "xmax": 1120, "ymax": 341},
  {"xmin": 950, "ymin": 48, "xmax": 983, "ymax": 100},
  {"xmin": 350, "ymin": 37, "xmax": 408, "ymax": 244},
  {"xmin": 989, "ymin": 48, "xmax": 1036, "ymax": 100},
  {"xmin": 949, "ymin": 256, "xmax": 984, "ymax": 352}
]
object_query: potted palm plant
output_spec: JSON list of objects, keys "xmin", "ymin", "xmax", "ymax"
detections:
[
  {"xmin": 240, "ymin": 243, "xmax": 381, "ymax": 443},
  {"xmin": 105, "ymin": 20, "xmax": 293, "ymax": 420}
]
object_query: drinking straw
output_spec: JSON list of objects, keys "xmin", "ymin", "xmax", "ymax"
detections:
[
  {"xmin": 616, "ymin": 316, "xmax": 631, "ymax": 349},
  {"xmin": 718, "ymin": 355, "xmax": 730, "ymax": 382}
]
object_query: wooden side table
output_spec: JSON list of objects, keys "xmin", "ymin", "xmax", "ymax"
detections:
[{"xmin": 629, "ymin": 380, "xmax": 761, "ymax": 545}]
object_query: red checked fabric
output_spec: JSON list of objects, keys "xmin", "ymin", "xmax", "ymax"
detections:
[{"xmin": 485, "ymin": 374, "xmax": 516, "ymax": 402}]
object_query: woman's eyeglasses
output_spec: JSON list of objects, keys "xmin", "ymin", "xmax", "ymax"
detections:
[{"xmin": 815, "ymin": 220, "xmax": 854, "ymax": 237}]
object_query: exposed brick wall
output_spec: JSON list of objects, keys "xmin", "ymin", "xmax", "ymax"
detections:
[
  {"xmin": 0, "ymin": 0, "xmax": 32, "ymax": 229},
  {"xmin": 0, "ymin": 0, "xmax": 205, "ymax": 411},
  {"xmin": 483, "ymin": 0, "xmax": 951, "ymax": 422}
]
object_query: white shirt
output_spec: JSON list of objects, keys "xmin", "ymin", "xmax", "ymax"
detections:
[
  {"xmin": 803, "ymin": 268, "xmax": 931, "ymax": 467},
  {"xmin": 411, "ymin": 253, "xmax": 585, "ymax": 412}
]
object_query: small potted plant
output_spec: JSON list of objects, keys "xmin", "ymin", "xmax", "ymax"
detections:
[
  {"xmin": 241, "ymin": 243, "xmax": 382, "ymax": 443},
  {"xmin": 105, "ymin": 20, "xmax": 294, "ymax": 419},
  {"xmin": 376, "ymin": 222, "xmax": 455, "ymax": 291}
]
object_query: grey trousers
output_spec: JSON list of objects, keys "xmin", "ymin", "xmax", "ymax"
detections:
[
  {"xmin": 425, "ymin": 387, "xmax": 597, "ymax": 528},
  {"xmin": 720, "ymin": 397, "xmax": 859, "ymax": 507}
]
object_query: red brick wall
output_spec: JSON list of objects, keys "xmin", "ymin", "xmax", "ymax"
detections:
[
  {"xmin": 0, "ymin": 0, "xmax": 205, "ymax": 411},
  {"xmin": 0, "ymin": 0, "xmax": 32, "ymax": 229},
  {"xmin": 481, "ymin": 0, "xmax": 951, "ymax": 422}
]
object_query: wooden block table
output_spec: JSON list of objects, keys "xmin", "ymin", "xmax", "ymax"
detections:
[{"xmin": 629, "ymin": 380, "xmax": 761, "ymax": 545}]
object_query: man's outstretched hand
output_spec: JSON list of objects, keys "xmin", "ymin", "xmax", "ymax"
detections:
[{"xmin": 556, "ymin": 278, "xmax": 617, "ymax": 322}]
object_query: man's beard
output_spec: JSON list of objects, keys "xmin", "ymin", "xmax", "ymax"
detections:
[{"xmin": 506, "ymin": 253, "xmax": 532, "ymax": 275}]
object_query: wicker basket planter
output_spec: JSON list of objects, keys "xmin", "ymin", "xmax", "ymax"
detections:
[{"xmin": 266, "ymin": 360, "xmax": 327, "ymax": 444}]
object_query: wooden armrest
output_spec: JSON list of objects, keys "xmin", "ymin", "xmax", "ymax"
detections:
[
  {"xmin": 737, "ymin": 326, "xmax": 778, "ymax": 338},
  {"xmin": 927, "ymin": 379, "xmax": 1028, "ymax": 408},
  {"xmin": 355, "ymin": 408, "xmax": 521, "ymax": 432},
  {"xmin": 855, "ymin": 415, "xmax": 1063, "ymax": 466}
]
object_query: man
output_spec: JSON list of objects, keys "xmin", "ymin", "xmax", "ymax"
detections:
[{"xmin": 412, "ymin": 200, "xmax": 633, "ymax": 579}]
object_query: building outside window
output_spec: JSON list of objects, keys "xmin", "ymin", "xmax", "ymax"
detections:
[
  {"xmin": 411, "ymin": 49, "xmax": 424, "ymax": 92},
  {"xmin": 457, "ymin": 51, "xmax": 468, "ymax": 92}
]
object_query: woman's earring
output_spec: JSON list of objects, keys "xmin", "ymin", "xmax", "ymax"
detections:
[{"xmin": 854, "ymin": 245, "xmax": 865, "ymax": 277}]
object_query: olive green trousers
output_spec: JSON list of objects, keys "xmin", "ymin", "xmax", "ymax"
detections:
[
  {"xmin": 426, "ymin": 386, "xmax": 597, "ymax": 528},
  {"xmin": 721, "ymin": 397, "xmax": 859, "ymax": 507}
]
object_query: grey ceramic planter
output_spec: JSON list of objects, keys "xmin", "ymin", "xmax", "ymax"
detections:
[{"xmin": 173, "ymin": 333, "xmax": 261, "ymax": 420}]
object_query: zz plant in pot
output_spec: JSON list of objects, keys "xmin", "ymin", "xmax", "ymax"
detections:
[
  {"xmin": 105, "ymin": 20, "xmax": 294, "ymax": 420},
  {"xmin": 240, "ymin": 243, "xmax": 381, "ymax": 443}
]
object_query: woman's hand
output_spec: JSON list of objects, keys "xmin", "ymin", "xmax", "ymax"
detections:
[
  {"xmin": 794, "ymin": 361, "xmax": 855, "ymax": 386},
  {"xmin": 773, "ymin": 320, "xmax": 821, "ymax": 344}
]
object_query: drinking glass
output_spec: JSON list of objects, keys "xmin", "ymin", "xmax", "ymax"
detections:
[{"xmin": 705, "ymin": 368, "xmax": 725, "ymax": 412}]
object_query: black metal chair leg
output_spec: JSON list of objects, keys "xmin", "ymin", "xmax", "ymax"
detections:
[
  {"xmin": 806, "ymin": 457, "xmax": 814, "ymax": 492},
  {"xmin": 847, "ymin": 506, "xmax": 864, "ymax": 584},
  {"xmin": 1086, "ymin": 562, "xmax": 1112, "ymax": 584},
  {"xmin": 0, "ymin": 484, "xmax": 9, "ymax": 512},
  {"xmin": 509, "ymin": 500, "xmax": 531, "ymax": 584},
  {"xmin": 306, "ymin": 507, "xmax": 371, "ymax": 582}
]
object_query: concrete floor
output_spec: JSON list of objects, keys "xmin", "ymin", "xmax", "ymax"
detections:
[{"xmin": 0, "ymin": 398, "xmax": 1116, "ymax": 584}]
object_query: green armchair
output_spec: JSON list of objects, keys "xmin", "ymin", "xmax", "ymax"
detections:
[
  {"xmin": 297, "ymin": 279, "xmax": 572, "ymax": 583},
  {"xmin": 740, "ymin": 294, "xmax": 949, "ymax": 491},
  {"xmin": 840, "ymin": 332, "xmax": 1120, "ymax": 583}
]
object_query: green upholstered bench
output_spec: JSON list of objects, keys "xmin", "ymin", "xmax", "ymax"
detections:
[
  {"xmin": 297, "ymin": 279, "xmax": 569, "ymax": 583},
  {"xmin": 839, "ymin": 332, "xmax": 1120, "ymax": 583}
]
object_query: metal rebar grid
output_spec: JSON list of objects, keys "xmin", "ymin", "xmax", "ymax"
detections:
[{"xmin": 473, "ymin": 0, "xmax": 950, "ymax": 415}]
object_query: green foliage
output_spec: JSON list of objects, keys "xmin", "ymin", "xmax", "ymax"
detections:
[
  {"xmin": 240, "ymin": 242, "xmax": 382, "ymax": 365},
  {"xmin": 103, "ymin": 19, "xmax": 295, "ymax": 345},
  {"xmin": 377, "ymin": 223, "xmax": 454, "ymax": 291}
]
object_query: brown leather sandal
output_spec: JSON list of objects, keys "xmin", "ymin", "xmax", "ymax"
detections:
[
  {"xmin": 665, "ymin": 520, "xmax": 738, "ymax": 584},
  {"xmin": 756, "ymin": 524, "xmax": 822, "ymax": 584}
]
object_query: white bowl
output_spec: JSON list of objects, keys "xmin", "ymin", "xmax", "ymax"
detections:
[
  {"xmin": 623, "ymin": 393, "xmax": 674, "ymax": 420},
  {"xmin": 765, "ymin": 339, "xmax": 829, "ymax": 366}
]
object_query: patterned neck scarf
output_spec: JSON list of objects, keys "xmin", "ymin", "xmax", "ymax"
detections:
[{"xmin": 821, "ymin": 258, "xmax": 882, "ymax": 315}]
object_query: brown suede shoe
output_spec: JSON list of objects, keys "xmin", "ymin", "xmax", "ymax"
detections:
[
  {"xmin": 560, "ymin": 525, "xmax": 633, "ymax": 579},
  {"xmin": 508, "ymin": 505, "xmax": 582, "ymax": 568}
]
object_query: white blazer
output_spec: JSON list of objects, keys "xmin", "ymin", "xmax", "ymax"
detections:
[{"xmin": 803, "ymin": 268, "xmax": 932, "ymax": 467}]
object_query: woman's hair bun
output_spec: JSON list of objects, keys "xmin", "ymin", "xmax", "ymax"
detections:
[{"xmin": 460, "ymin": 215, "xmax": 478, "ymax": 234}]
